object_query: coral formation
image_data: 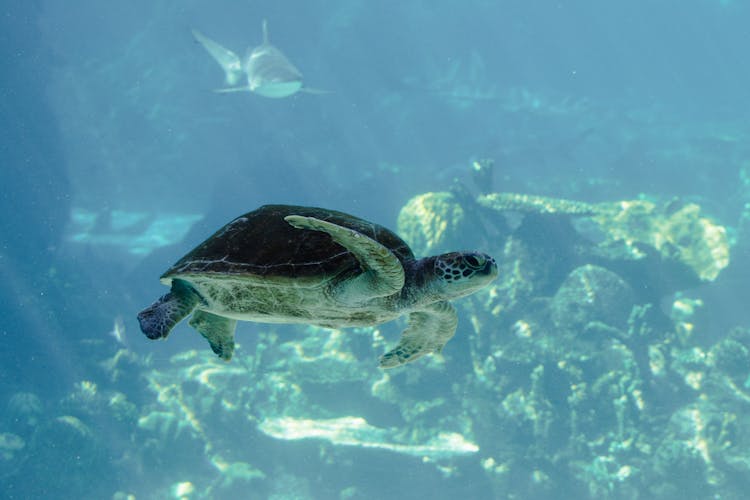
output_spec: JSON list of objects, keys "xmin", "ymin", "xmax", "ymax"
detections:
[
  {"xmin": 3, "ymin": 188, "xmax": 741, "ymax": 498},
  {"xmin": 397, "ymin": 192, "xmax": 467, "ymax": 255},
  {"xmin": 469, "ymin": 190, "xmax": 730, "ymax": 299},
  {"xmin": 478, "ymin": 192, "xmax": 598, "ymax": 215},
  {"xmin": 590, "ymin": 199, "xmax": 729, "ymax": 281}
]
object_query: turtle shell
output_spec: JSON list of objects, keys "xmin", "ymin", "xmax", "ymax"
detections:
[{"xmin": 162, "ymin": 205, "xmax": 415, "ymax": 283}]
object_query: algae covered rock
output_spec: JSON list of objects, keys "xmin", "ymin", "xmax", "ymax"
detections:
[
  {"xmin": 0, "ymin": 432, "xmax": 24, "ymax": 461},
  {"xmin": 397, "ymin": 192, "xmax": 467, "ymax": 255},
  {"xmin": 478, "ymin": 192, "xmax": 598, "ymax": 216},
  {"xmin": 652, "ymin": 403, "xmax": 729, "ymax": 495},
  {"xmin": 472, "ymin": 190, "xmax": 729, "ymax": 297},
  {"xmin": 7, "ymin": 392, "xmax": 43, "ymax": 430},
  {"xmin": 551, "ymin": 264, "xmax": 635, "ymax": 334},
  {"xmin": 474, "ymin": 189, "xmax": 729, "ymax": 285},
  {"xmin": 276, "ymin": 327, "xmax": 371, "ymax": 384},
  {"xmin": 592, "ymin": 199, "xmax": 729, "ymax": 282}
]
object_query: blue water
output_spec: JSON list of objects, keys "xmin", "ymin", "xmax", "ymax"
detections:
[{"xmin": 3, "ymin": 1, "xmax": 750, "ymax": 498}]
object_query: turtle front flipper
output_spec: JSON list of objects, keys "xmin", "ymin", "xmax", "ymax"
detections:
[
  {"xmin": 379, "ymin": 301, "xmax": 458, "ymax": 368},
  {"xmin": 189, "ymin": 310, "xmax": 237, "ymax": 361},
  {"xmin": 284, "ymin": 215, "xmax": 405, "ymax": 302},
  {"xmin": 138, "ymin": 279, "xmax": 200, "ymax": 340}
]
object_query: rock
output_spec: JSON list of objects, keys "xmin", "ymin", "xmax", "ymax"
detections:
[
  {"xmin": 551, "ymin": 265, "xmax": 635, "ymax": 334},
  {"xmin": 478, "ymin": 192, "xmax": 598, "ymax": 215},
  {"xmin": 592, "ymin": 200, "xmax": 729, "ymax": 282},
  {"xmin": 396, "ymin": 192, "xmax": 467, "ymax": 256}
]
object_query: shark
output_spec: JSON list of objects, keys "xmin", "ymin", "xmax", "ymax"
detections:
[{"xmin": 192, "ymin": 20, "xmax": 325, "ymax": 98}]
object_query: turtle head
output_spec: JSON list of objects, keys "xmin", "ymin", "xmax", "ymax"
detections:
[{"xmin": 431, "ymin": 251, "xmax": 498, "ymax": 299}]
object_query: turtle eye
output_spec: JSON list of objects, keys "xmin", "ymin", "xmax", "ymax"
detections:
[{"xmin": 464, "ymin": 254, "xmax": 486, "ymax": 269}]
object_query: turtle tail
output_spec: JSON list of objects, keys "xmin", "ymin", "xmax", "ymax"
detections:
[{"xmin": 137, "ymin": 279, "xmax": 199, "ymax": 340}]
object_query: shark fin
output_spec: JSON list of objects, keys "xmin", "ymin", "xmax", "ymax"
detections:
[
  {"xmin": 262, "ymin": 19, "xmax": 269, "ymax": 45},
  {"xmin": 192, "ymin": 29, "xmax": 243, "ymax": 86},
  {"xmin": 300, "ymin": 87, "xmax": 332, "ymax": 95},
  {"xmin": 213, "ymin": 87, "xmax": 252, "ymax": 93}
]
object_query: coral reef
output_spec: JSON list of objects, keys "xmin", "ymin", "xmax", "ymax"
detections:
[
  {"xmin": 258, "ymin": 416, "xmax": 478, "ymax": 458},
  {"xmin": 471, "ymin": 191, "xmax": 730, "ymax": 301},
  {"xmin": 478, "ymin": 192, "xmax": 598, "ymax": 216},
  {"xmin": 590, "ymin": 199, "xmax": 729, "ymax": 282},
  {"xmin": 397, "ymin": 192, "xmax": 468, "ymax": 256},
  {"xmin": 397, "ymin": 189, "xmax": 738, "ymax": 497},
  {"xmin": 3, "ymin": 188, "xmax": 742, "ymax": 499}
]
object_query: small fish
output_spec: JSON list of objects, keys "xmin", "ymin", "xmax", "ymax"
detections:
[
  {"xmin": 192, "ymin": 20, "xmax": 327, "ymax": 98},
  {"xmin": 108, "ymin": 315, "xmax": 127, "ymax": 346}
]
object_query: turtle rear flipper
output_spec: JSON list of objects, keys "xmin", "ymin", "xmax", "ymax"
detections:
[
  {"xmin": 189, "ymin": 310, "xmax": 237, "ymax": 361},
  {"xmin": 284, "ymin": 215, "xmax": 405, "ymax": 302},
  {"xmin": 138, "ymin": 279, "xmax": 199, "ymax": 340},
  {"xmin": 379, "ymin": 301, "xmax": 458, "ymax": 368}
]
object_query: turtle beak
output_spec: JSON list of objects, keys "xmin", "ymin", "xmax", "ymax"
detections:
[
  {"xmin": 476, "ymin": 254, "xmax": 498, "ymax": 280},
  {"xmin": 464, "ymin": 252, "xmax": 497, "ymax": 278},
  {"xmin": 486, "ymin": 256, "xmax": 498, "ymax": 276}
]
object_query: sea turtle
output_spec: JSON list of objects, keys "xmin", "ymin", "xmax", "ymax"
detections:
[{"xmin": 137, "ymin": 205, "xmax": 497, "ymax": 368}]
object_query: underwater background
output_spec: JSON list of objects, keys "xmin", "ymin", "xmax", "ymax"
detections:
[{"xmin": 3, "ymin": 0, "xmax": 750, "ymax": 498}]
